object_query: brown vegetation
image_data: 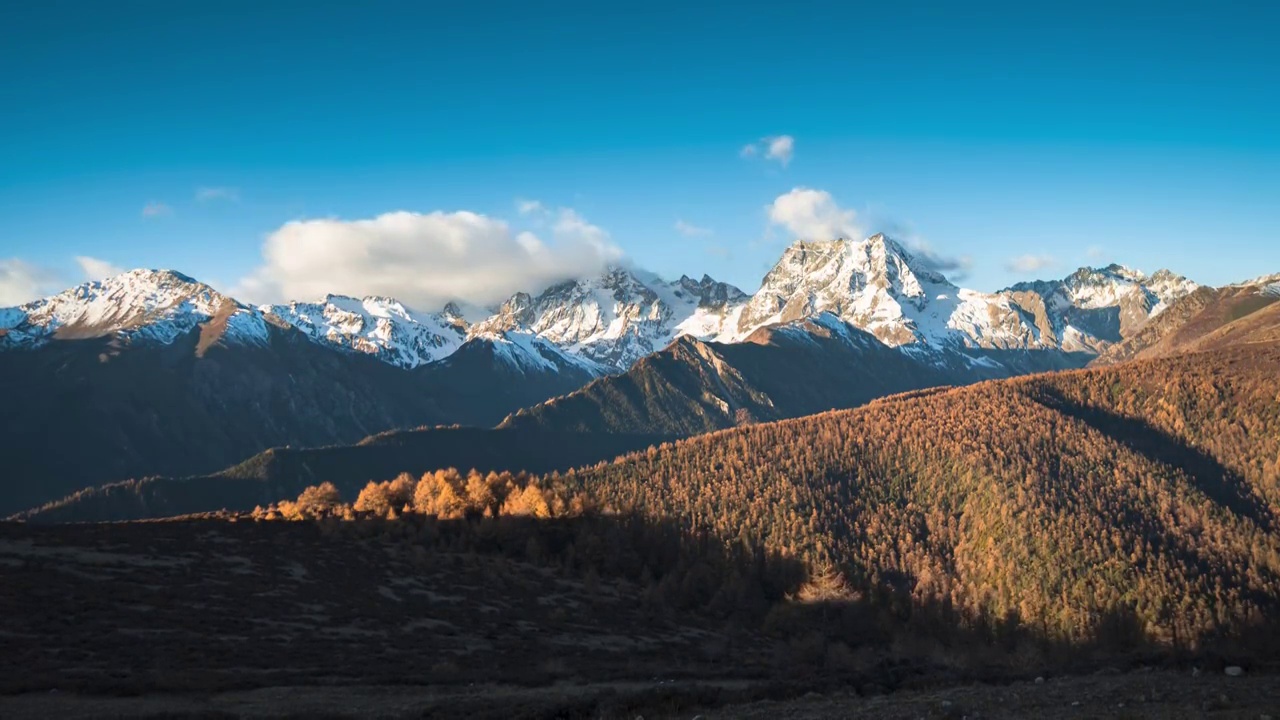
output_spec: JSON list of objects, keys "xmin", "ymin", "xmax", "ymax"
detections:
[
  {"xmin": 250, "ymin": 341, "xmax": 1280, "ymax": 672},
  {"xmin": 8, "ymin": 341, "xmax": 1280, "ymax": 713},
  {"xmin": 571, "ymin": 341, "xmax": 1280, "ymax": 656}
]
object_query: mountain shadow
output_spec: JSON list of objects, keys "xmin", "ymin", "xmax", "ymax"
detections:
[
  {"xmin": 501, "ymin": 316, "xmax": 1095, "ymax": 436},
  {"xmin": 7, "ymin": 508, "xmax": 1275, "ymax": 707},
  {"xmin": 1027, "ymin": 384, "xmax": 1275, "ymax": 532},
  {"xmin": 17, "ymin": 427, "xmax": 671, "ymax": 523},
  {"xmin": 0, "ymin": 326, "xmax": 596, "ymax": 516}
]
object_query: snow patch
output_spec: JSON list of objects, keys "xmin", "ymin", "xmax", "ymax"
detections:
[
  {"xmin": 471, "ymin": 267, "xmax": 748, "ymax": 371},
  {"xmin": 265, "ymin": 295, "xmax": 466, "ymax": 369},
  {"xmin": 0, "ymin": 269, "xmax": 267, "ymax": 350}
]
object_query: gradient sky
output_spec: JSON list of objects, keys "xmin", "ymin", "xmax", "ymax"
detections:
[{"xmin": 1, "ymin": 0, "xmax": 1277, "ymax": 307}]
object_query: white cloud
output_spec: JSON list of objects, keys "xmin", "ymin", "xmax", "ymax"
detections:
[
  {"xmin": 0, "ymin": 259, "xmax": 60, "ymax": 306},
  {"xmin": 75, "ymin": 256, "xmax": 123, "ymax": 281},
  {"xmin": 196, "ymin": 186, "xmax": 239, "ymax": 203},
  {"xmin": 764, "ymin": 135, "xmax": 794, "ymax": 166},
  {"xmin": 141, "ymin": 201, "xmax": 172, "ymax": 218},
  {"xmin": 515, "ymin": 198, "xmax": 545, "ymax": 216},
  {"xmin": 1086, "ymin": 245, "xmax": 1106, "ymax": 260},
  {"xmin": 674, "ymin": 219, "xmax": 713, "ymax": 237},
  {"xmin": 766, "ymin": 188, "xmax": 862, "ymax": 241},
  {"xmin": 236, "ymin": 208, "xmax": 623, "ymax": 309},
  {"xmin": 741, "ymin": 134, "xmax": 794, "ymax": 166},
  {"xmin": 1005, "ymin": 254, "xmax": 1058, "ymax": 273}
]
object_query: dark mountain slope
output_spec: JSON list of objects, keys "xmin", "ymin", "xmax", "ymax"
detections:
[
  {"xmin": 17, "ymin": 426, "xmax": 668, "ymax": 523},
  {"xmin": 499, "ymin": 314, "xmax": 1067, "ymax": 435},
  {"xmin": 569, "ymin": 341, "xmax": 1280, "ymax": 648},
  {"xmin": 0, "ymin": 327, "xmax": 595, "ymax": 516}
]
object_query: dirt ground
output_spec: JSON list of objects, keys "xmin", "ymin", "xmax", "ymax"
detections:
[
  {"xmin": 0, "ymin": 520, "xmax": 773, "ymax": 697},
  {"xmin": 0, "ymin": 670, "xmax": 1277, "ymax": 719},
  {"xmin": 3, "ymin": 519, "xmax": 1277, "ymax": 719}
]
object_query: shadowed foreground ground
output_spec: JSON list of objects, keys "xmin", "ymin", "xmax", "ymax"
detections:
[
  {"xmin": 2, "ymin": 519, "xmax": 1278, "ymax": 719},
  {"xmin": 2, "ymin": 671, "xmax": 1278, "ymax": 719}
]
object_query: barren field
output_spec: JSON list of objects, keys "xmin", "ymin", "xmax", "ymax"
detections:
[{"xmin": 2, "ymin": 519, "xmax": 1277, "ymax": 719}]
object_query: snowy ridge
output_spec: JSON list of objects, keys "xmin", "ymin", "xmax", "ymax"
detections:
[
  {"xmin": 1010, "ymin": 265, "xmax": 1197, "ymax": 316},
  {"xmin": 466, "ymin": 330, "xmax": 608, "ymax": 376},
  {"xmin": 265, "ymin": 295, "xmax": 469, "ymax": 369},
  {"xmin": 471, "ymin": 267, "xmax": 748, "ymax": 371},
  {"xmin": 1003, "ymin": 264, "xmax": 1198, "ymax": 352},
  {"xmin": 0, "ymin": 269, "xmax": 268, "ymax": 349},
  {"xmin": 0, "ymin": 240, "xmax": 1213, "ymax": 375},
  {"xmin": 730, "ymin": 235, "xmax": 1199, "ymax": 360},
  {"xmin": 734, "ymin": 235, "xmax": 1045, "ymax": 350},
  {"xmin": 1234, "ymin": 272, "xmax": 1280, "ymax": 296},
  {"xmin": 763, "ymin": 311, "xmax": 882, "ymax": 351}
]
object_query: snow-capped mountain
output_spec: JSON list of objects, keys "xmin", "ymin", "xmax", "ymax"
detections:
[
  {"xmin": 1004, "ymin": 264, "xmax": 1199, "ymax": 352},
  {"xmin": 470, "ymin": 267, "xmax": 748, "ymax": 371},
  {"xmin": 1236, "ymin": 272, "xmax": 1280, "ymax": 297},
  {"xmin": 263, "ymin": 295, "xmax": 470, "ymax": 369},
  {"xmin": 0, "ymin": 269, "xmax": 268, "ymax": 349},
  {"xmin": 449, "ymin": 330, "xmax": 608, "ymax": 377},
  {"xmin": 0, "ymin": 237, "xmax": 1204, "ymax": 373},
  {"xmin": 732, "ymin": 234, "xmax": 1041, "ymax": 349},
  {"xmin": 725, "ymin": 233, "xmax": 1196, "ymax": 358}
]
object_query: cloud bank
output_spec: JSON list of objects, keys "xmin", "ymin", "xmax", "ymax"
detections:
[
  {"xmin": 0, "ymin": 259, "xmax": 60, "ymax": 307},
  {"xmin": 237, "ymin": 207, "xmax": 623, "ymax": 309}
]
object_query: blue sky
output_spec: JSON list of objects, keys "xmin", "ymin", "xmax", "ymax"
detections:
[{"xmin": 1, "ymin": 1, "xmax": 1277, "ymax": 307}]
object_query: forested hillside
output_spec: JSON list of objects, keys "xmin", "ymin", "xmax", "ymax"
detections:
[{"xmin": 567, "ymin": 342, "xmax": 1280, "ymax": 650}]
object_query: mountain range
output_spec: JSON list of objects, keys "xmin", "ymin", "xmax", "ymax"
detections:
[
  {"xmin": 0, "ymin": 234, "xmax": 1199, "ymax": 372},
  {"xmin": 0, "ymin": 233, "xmax": 1212, "ymax": 515}
]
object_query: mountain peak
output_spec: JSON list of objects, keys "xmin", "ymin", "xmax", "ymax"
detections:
[
  {"xmin": 265, "ymin": 293, "xmax": 468, "ymax": 369},
  {"xmin": 736, "ymin": 233, "xmax": 955, "ymax": 346},
  {"xmin": 1, "ymin": 268, "xmax": 266, "ymax": 349}
]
